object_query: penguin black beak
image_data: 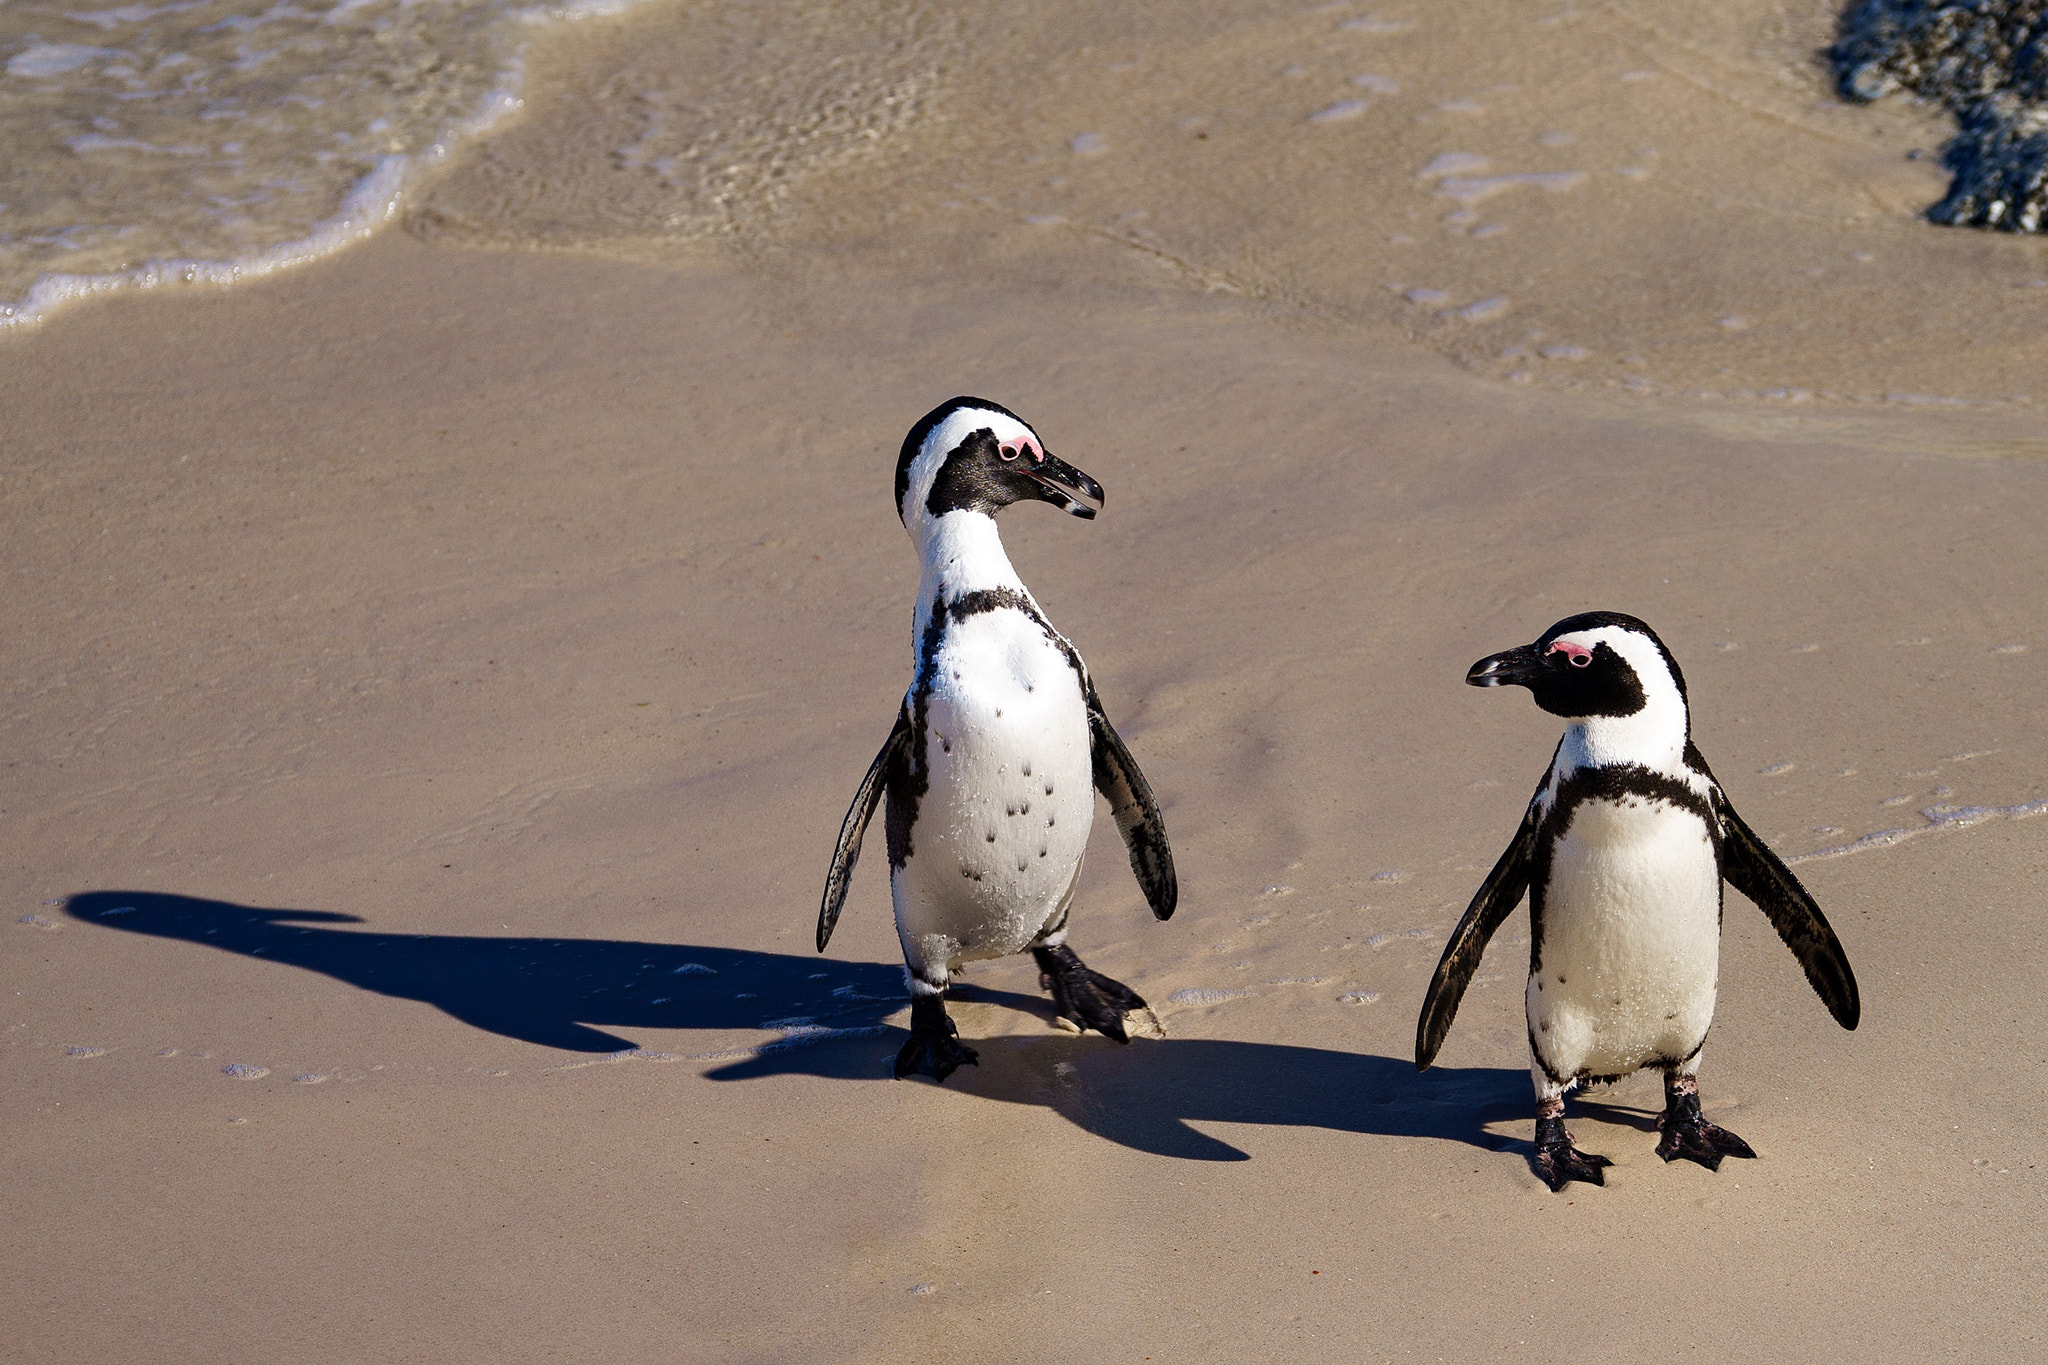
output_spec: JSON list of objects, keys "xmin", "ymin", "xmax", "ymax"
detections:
[
  {"xmin": 1468, "ymin": 644, "xmax": 1543, "ymax": 689},
  {"xmin": 1023, "ymin": 452, "xmax": 1105, "ymax": 520}
]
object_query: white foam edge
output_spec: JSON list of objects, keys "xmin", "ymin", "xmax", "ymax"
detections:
[
  {"xmin": 687, "ymin": 1024, "xmax": 894, "ymax": 1063},
  {"xmin": 1789, "ymin": 798, "xmax": 2048, "ymax": 864},
  {"xmin": 1165, "ymin": 986, "xmax": 1252, "ymax": 1006},
  {"xmin": 0, "ymin": 0, "xmax": 651, "ymax": 332},
  {"xmin": 548, "ymin": 1020, "xmax": 899, "ymax": 1068}
]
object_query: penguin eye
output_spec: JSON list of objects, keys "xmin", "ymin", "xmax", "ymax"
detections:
[
  {"xmin": 1548, "ymin": 641, "xmax": 1594, "ymax": 668},
  {"xmin": 997, "ymin": 444, "xmax": 1021, "ymax": 461}
]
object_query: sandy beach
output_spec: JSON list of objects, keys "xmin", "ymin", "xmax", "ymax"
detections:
[{"xmin": 5, "ymin": 1, "xmax": 2048, "ymax": 1360}]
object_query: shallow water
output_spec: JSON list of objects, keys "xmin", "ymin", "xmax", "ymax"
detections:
[{"xmin": 0, "ymin": 0, "xmax": 635, "ymax": 323}]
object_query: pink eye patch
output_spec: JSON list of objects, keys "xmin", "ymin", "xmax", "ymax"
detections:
[
  {"xmin": 1548, "ymin": 640, "xmax": 1594, "ymax": 667},
  {"xmin": 997, "ymin": 438, "xmax": 1043, "ymax": 462}
]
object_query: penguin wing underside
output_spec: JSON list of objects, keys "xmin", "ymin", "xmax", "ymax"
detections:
[
  {"xmin": 1085, "ymin": 682, "xmax": 1178, "ymax": 921},
  {"xmin": 1717, "ymin": 792, "xmax": 1861, "ymax": 1030},
  {"xmin": 817, "ymin": 708, "xmax": 913, "ymax": 952},
  {"xmin": 1416, "ymin": 795, "xmax": 1541, "ymax": 1071}
]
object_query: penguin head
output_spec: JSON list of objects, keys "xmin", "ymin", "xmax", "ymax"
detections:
[
  {"xmin": 1467, "ymin": 612, "xmax": 1689, "ymax": 727},
  {"xmin": 894, "ymin": 397, "xmax": 1104, "ymax": 532}
]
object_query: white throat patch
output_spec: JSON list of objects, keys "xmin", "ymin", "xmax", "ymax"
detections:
[{"xmin": 1555, "ymin": 625, "xmax": 1690, "ymax": 771}]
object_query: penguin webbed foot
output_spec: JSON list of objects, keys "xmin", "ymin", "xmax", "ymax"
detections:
[
  {"xmin": 1655, "ymin": 1090, "xmax": 1757, "ymax": 1171},
  {"xmin": 1032, "ymin": 943, "xmax": 1146, "ymax": 1044},
  {"xmin": 1533, "ymin": 1114, "xmax": 1612, "ymax": 1192},
  {"xmin": 893, "ymin": 994, "xmax": 979, "ymax": 1083}
]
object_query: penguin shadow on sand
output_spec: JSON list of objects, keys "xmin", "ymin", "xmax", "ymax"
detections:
[
  {"xmin": 890, "ymin": 989, "xmax": 1531, "ymax": 1163},
  {"xmin": 63, "ymin": 890, "xmax": 904, "ymax": 1068},
  {"xmin": 697, "ymin": 975, "xmax": 1533, "ymax": 1160},
  {"xmin": 66, "ymin": 890, "xmax": 1528, "ymax": 1163}
]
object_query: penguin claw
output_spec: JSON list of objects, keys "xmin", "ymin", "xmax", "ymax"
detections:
[
  {"xmin": 894, "ymin": 994, "xmax": 979, "ymax": 1083},
  {"xmin": 1032, "ymin": 943, "xmax": 1148, "ymax": 1043},
  {"xmin": 893, "ymin": 1030, "xmax": 979, "ymax": 1082},
  {"xmin": 1533, "ymin": 1115, "xmax": 1611, "ymax": 1191},
  {"xmin": 1534, "ymin": 1143, "xmax": 1612, "ymax": 1191},
  {"xmin": 1656, "ymin": 1092, "xmax": 1757, "ymax": 1170}
]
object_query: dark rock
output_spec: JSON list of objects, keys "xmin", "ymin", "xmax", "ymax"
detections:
[{"xmin": 1833, "ymin": 0, "xmax": 2048, "ymax": 230}]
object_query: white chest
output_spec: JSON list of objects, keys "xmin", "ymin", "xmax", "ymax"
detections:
[
  {"xmin": 1543, "ymin": 798, "xmax": 1720, "ymax": 939},
  {"xmin": 1529, "ymin": 795, "xmax": 1722, "ymax": 1077},
  {"xmin": 894, "ymin": 609, "xmax": 1097, "ymax": 959}
]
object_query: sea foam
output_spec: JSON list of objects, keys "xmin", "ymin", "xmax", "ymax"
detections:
[{"xmin": 0, "ymin": 0, "xmax": 651, "ymax": 329}]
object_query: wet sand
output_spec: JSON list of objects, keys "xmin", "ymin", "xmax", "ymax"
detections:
[
  {"xmin": 416, "ymin": 0, "xmax": 2047, "ymax": 405},
  {"xmin": 4, "ymin": 231, "xmax": 2047, "ymax": 1360}
]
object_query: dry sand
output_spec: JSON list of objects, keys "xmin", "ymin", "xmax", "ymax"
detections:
[{"xmin": 7, "ymin": 2, "xmax": 2048, "ymax": 1360}]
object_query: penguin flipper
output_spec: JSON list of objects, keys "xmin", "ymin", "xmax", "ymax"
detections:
[
  {"xmin": 1716, "ymin": 793, "xmax": 1861, "ymax": 1030},
  {"xmin": 818, "ymin": 708, "xmax": 913, "ymax": 952},
  {"xmin": 1416, "ymin": 796, "xmax": 1540, "ymax": 1071},
  {"xmin": 1084, "ymin": 681, "xmax": 1177, "ymax": 921}
]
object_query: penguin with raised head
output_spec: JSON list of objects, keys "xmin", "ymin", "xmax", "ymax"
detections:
[
  {"xmin": 819, "ymin": 397, "xmax": 1177, "ymax": 1082},
  {"xmin": 1417, "ymin": 612, "xmax": 1859, "ymax": 1190}
]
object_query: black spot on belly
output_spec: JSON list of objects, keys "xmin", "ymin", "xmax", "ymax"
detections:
[
  {"xmin": 1039, "ymin": 847, "xmax": 1047, "ymax": 858},
  {"xmin": 1022, "ymin": 763, "xmax": 1032, "ymax": 777},
  {"xmin": 1047, "ymin": 815, "xmax": 1056, "ymax": 827},
  {"xmin": 986, "ymin": 832, "xmax": 996, "ymax": 843},
  {"xmin": 1044, "ymin": 782, "xmax": 1054, "ymax": 795},
  {"xmin": 1020, "ymin": 800, "xmax": 1030, "ymax": 815},
  {"xmin": 1017, "ymin": 858, "xmax": 1027, "ymax": 871}
]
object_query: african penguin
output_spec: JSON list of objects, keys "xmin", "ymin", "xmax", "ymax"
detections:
[
  {"xmin": 819, "ymin": 397, "xmax": 1177, "ymax": 1082},
  {"xmin": 1416, "ymin": 612, "xmax": 1859, "ymax": 1191}
]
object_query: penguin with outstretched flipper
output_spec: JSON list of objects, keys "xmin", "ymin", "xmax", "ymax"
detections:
[
  {"xmin": 1418, "ymin": 612, "xmax": 1859, "ymax": 1190},
  {"xmin": 820, "ymin": 397, "xmax": 1177, "ymax": 1082}
]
